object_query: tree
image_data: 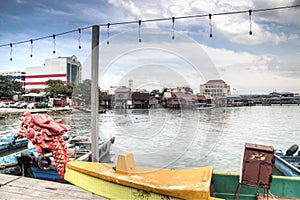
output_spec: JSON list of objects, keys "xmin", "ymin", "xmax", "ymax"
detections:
[
  {"xmin": 72, "ymin": 79, "xmax": 101, "ymax": 106},
  {"xmin": 184, "ymin": 86, "xmax": 194, "ymax": 94},
  {"xmin": 28, "ymin": 89, "xmax": 41, "ymax": 93},
  {"xmin": 150, "ymin": 89, "xmax": 160, "ymax": 96},
  {"xmin": 65, "ymin": 83, "xmax": 74, "ymax": 97},
  {"xmin": 44, "ymin": 79, "xmax": 73, "ymax": 97},
  {"xmin": 0, "ymin": 75, "xmax": 24, "ymax": 99}
]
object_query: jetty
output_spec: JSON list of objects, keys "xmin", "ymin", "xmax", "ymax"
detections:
[{"xmin": 0, "ymin": 173, "xmax": 106, "ymax": 199}]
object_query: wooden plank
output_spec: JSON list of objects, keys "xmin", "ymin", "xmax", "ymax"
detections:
[
  {"xmin": 0, "ymin": 174, "xmax": 20, "ymax": 185},
  {"xmin": 0, "ymin": 174, "xmax": 106, "ymax": 199}
]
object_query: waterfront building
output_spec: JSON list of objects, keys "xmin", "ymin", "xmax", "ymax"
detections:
[
  {"xmin": 100, "ymin": 91, "xmax": 112, "ymax": 109},
  {"xmin": 25, "ymin": 56, "xmax": 81, "ymax": 91},
  {"xmin": 113, "ymin": 86, "xmax": 131, "ymax": 109},
  {"xmin": 161, "ymin": 89, "xmax": 205, "ymax": 109},
  {"xmin": 199, "ymin": 80, "xmax": 231, "ymax": 98},
  {"xmin": 108, "ymin": 86, "xmax": 118, "ymax": 95},
  {"xmin": 172, "ymin": 92, "xmax": 199, "ymax": 109},
  {"xmin": 149, "ymin": 95, "xmax": 161, "ymax": 108},
  {"xmin": 131, "ymin": 90, "xmax": 150, "ymax": 109},
  {"xmin": 0, "ymin": 70, "xmax": 25, "ymax": 89}
]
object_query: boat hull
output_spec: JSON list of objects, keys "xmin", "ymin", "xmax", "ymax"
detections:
[
  {"xmin": 0, "ymin": 138, "xmax": 114, "ymax": 182},
  {"xmin": 65, "ymin": 161, "xmax": 300, "ymax": 200},
  {"xmin": 213, "ymin": 172, "xmax": 300, "ymax": 199},
  {"xmin": 29, "ymin": 138, "xmax": 114, "ymax": 182},
  {"xmin": 274, "ymin": 154, "xmax": 300, "ymax": 177},
  {"xmin": 0, "ymin": 136, "xmax": 28, "ymax": 155},
  {"xmin": 65, "ymin": 160, "xmax": 217, "ymax": 199}
]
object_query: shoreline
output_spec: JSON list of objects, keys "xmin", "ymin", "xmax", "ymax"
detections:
[{"xmin": 0, "ymin": 107, "xmax": 73, "ymax": 117}]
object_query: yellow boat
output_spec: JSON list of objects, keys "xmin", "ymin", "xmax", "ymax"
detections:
[
  {"xmin": 65, "ymin": 152, "xmax": 300, "ymax": 200},
  {"xmin": 65, "ymin": 152, "xmax": 219, "ymax": 200}
]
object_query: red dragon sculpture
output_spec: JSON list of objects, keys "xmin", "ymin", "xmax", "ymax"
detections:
[{"xmin": 18, "ymin": 111, "xmax": 70, "ymax": 178}]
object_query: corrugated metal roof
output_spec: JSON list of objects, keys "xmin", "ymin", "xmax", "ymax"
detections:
[
  {"xmin": 115, "ymin": 87, "xmax": 130, "ymax": 93},
  {"xmin": 131, "ymin": 92, "xmax": 150, "ymax": 101},
  {"xmin": 173, "ymin": 92, "xmax": 197, "ymax": 101}
]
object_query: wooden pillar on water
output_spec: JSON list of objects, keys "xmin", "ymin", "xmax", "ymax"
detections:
[{"xmin": 91, "ymin": 25, "xmax": 100, "ymax": 162}]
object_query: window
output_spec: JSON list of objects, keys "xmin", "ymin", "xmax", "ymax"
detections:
[
  {"xmin": 67, "ymin": 63, "xmax": 70, "ymax": 83},
  {"xmin": 71, "ymin": 64, "xmax": 78, "ymax": 84}
]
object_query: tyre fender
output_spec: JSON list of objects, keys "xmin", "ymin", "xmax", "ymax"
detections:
[
  {"xmin": 37, "ymin": 155, "xmax": 52, "ymax": 170},
  {"xmin": 285, "ymin": 144, "xmax": 299, "ymax": 156}
]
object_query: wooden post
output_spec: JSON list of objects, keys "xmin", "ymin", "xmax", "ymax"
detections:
[{"xmin": 91, "ymin": 25, "xmax": 99, "ymax": 162}]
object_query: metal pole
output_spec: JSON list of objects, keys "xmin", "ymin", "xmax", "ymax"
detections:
[{"xmin": 91, "ymin": 25, "xmax": 99, "ymax": 162}]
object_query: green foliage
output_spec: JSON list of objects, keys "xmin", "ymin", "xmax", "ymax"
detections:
[
  {"xmin": 28, "ymin": 89, "xmax": 41, "ymax": 93},
  {"xmin": 72, "ymin": 79, "xmax": 101, "ymax": 106},
  {"xmin": 65, "ymin": 83, "xmax": 74, "ymax": 97},
  {"xmin": 72, "ymin": 79, "xmax": 91, "ymax": 105},
  {"xmin": 184, "ymin": 86, "xmax": 194, "ymax": 94},
  {"xmin": 44, "ymin": 79, "xmax": 73, "ymax": 97},
  {"xmin": 0, "ymin": 75, "xmax": 24, "ymax": 98},
  {"xmin": 150, "ymin": 89, "xmax": 161, "ymax": 96}
]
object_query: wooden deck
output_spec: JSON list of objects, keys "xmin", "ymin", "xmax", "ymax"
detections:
[{"xmin": 0, "ymin": 174, "xmax": 107, "ymax": 199}]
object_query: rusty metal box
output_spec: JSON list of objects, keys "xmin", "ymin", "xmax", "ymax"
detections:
[{"xmin": 240, "ymin": 143, "xmax": 274, "ymax": 189}]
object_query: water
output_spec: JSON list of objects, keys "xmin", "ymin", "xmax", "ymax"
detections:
[{"xmin": 1, "ymin": 105, "xmax": 299, "ymax": 173}]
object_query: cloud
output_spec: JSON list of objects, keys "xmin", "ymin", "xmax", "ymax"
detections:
[
  {"xmin": 0, "ymin": 0, "xmax": 299, "ymax": 94},
  {"xmin": 108, "ymin": 0, "xmax": 142, "ymax": 17},
  {"xmin": 199, "ymin": 44, "xmax": 300, "ymax": 93},
  {"xmin": 201, "ymin": 44, "xmax": 300, "ymax": 77},
  {"xmin": 93, "ymin": 28, "xmax": 221, "ymax": 93},
  {"xmin": 266, "ymin": 53, "xmax": 300, "ymax": 77},
  {"xmin": 155, "ymin": 0, "xmax": 300, "ymax": 45},
  {"xmin": 253, "ymin": 0, "xmax": 300, "ymax": 25},
  {"xmin": 34, "ymin": 7, "xmax": 72, "ymax": 16}
]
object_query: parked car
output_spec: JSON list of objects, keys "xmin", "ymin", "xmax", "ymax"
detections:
[
  {"xmin": 0, "ymin": 102, "xmax": 7, "ymax": 108},
  {"xmin": 17, "ymin": 102, "xmax": 28, "ymax": 109},
  {"xmin": 36, "ymin": 102, "xmax": 49, "ymax": 108},
  {"xmin": 27, "ymin": 102, "xmax": 49, "ymax": 109},
  {"xmin": 27, "ymin": 102, "xmax": 36, "ymax": 109},
  {"xmin": 11, "ymin": 102, "xmax": 22, "ymax": 108},
  {"xmin": 0, "ymin": 102, "xmax": 14, "ymax": 108}
]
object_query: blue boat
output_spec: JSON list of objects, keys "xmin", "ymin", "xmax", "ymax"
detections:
[
  {"xmin": 0, "ymin": 134, "xmax": 28, "ymax": 155},
  {"xmin": 0, "ymin": 136, "xmax": 115, "ymax": 182},
  {"xmin": 274, "ymin": 144, "xmax": 300, "ymax": 177}
]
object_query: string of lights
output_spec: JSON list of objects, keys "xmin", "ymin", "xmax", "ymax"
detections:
[{"xmin": 0, "ymin": 4, "xmax": 299, "ymax": 55}]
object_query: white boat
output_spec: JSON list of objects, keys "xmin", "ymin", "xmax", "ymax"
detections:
[{"xmin": 194, "ymin": 103, "xmax": 216, "ymax": 110}]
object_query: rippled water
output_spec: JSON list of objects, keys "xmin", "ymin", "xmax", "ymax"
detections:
[{"xmin": 1, "ymin": 105, "xmax": 299, "ymax": 173}]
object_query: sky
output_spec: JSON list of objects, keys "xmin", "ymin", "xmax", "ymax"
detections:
[{"xmin": 0, "ymin": 0, "xmax": 299, "ymax": 94}]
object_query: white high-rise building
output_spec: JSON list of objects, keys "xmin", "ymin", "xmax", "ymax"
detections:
[{"xmin": 25, "ymin": 56, "xmax": 81, "ymax": 91}]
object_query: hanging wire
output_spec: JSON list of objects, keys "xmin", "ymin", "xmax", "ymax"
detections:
[
  {"xmin": 52, "ymin": 34, "xmax": 56, "ymax": 54},
  {"xmin": 172, "ymin": 17, "xmax": 175, "ymax": 40},
  {"xmin": 249, "ymin": 10, "xmax": 253, "ymax": 35},
  {"xmin": 209, "ymin": 14, "xmax": 212, "ymax": 38},
  {"xmin": 78, "ymin": 28, "xmax": 82, "ymax": 49},
  {"xmin": 0, "ymin": 4, "xmax": 299, "ymax": 48},
  {"xmin": 10, "ymin": 43, "xmax": 12, "ymax": 61},
  {"xmin": 138, "ymin": 20, "xmax": 142, "ymax": 43},
  {"xmin": 107, "ymin": 23, "xmax": 110, "ymax": 45},
  {"xmin": 30, "ymin": 39, "xmax": 33, "ymax": 57}
]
